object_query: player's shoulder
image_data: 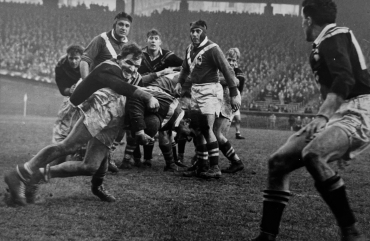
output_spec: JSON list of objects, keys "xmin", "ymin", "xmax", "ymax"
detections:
[{"xmin": 56, "ymin": 54, "xmax": 68, "ymax": 68}]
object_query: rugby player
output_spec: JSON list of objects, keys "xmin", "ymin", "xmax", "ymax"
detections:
[
  {"xmin": 80, "ymin": 11, "xmax": 134, "ymax": 173},
  {"xmin": 124, "ymin": 28, "xmax": 183, "ymax": 169},
  {"xmin": 175, "ymin": 20, "xmax": 241, "ymax": 179},
  {"xmin": 251, "ymin": 1, "xmax": 369, "ymax": 240},
  {"xmin": 4, "ymin": 43, "xmax": 159, "ymax": 207}
]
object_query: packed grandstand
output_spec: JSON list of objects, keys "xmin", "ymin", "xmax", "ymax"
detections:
[{"xmin": 0, "ymin": 1, "xmax": 369, "ymax": 113}]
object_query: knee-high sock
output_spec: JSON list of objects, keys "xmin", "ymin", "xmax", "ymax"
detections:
[
  {"xmin": 196, "ymin": 144, "xmax": 208, "ymax": 167},
  {"xmin": 260, "ymin": 190, "xmax": 291, "ymax": 236},
  {"xmin": 124, "ymin": 143, "xmax": 136, "ymax": 161},
  {"xmin": 206, "ymin": 141, "xmax": 219, "ymax": 166},
  {"xmin": 133, "ymin": 145, "xmax": 141, "ymax": 159},
  {"xmin": 143, "ymin": 141, "xmax": 154, "ymax": 160},
  {"xmin": 172, "ymin": 142, "xmax": 178, "ymax": 161},
  {"xmin": 219, "ymin": 141, "xmax": 240, "ymax": 163},
  {"xmin": 159, "ymin": 144, "xmax": 173, "ymax": 165},
  {"xmin": 178, "ymin": 139, "xmax": 187, "ymax": 156},
  {"xmin": 315, "ymin": 174, "xmax": 356, "ymax": 228},
  {"xmin": 91, "ymin": 155, "xmax": 108, "ymax": 187}
]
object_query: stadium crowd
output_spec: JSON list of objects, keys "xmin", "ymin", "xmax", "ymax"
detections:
[{"xmin": 0, "ymin": 1, "xmax": 369, "ymax": 106}]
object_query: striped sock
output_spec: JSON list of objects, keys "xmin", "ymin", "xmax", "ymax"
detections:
[
  {"xmin": 159, "ymin": 144, "xmax": 173, "ymax": 165},
  {"xmin": 206, "ymin": 141, "xmax": 219, "ymax": 166},
  {"xmin": 124, "ymin": 144, "xmax": 136, "ymax": 161},
  {"xmin": 315, "ymin": 174, "xmax": 356, "ymax": 228},
  {"xmin": 260, "ymin": 190, "xmax": 291, "ymax": 236},
  {"xmin": 219, "ymin": 141, "xmax": 240, "ymax": 163},
  {"xmin": 196, "ymin": 144, "xmax": 208, "ymax": 167}
]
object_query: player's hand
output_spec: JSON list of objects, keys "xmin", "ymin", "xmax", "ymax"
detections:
[
  {"xmin": 147, "ymin": 97, "xmax": 159, "ymax": 112},
  {"xmin": 296, "ymin": 116, "xmax": 327, "ymax": 141},
  {"xmin": 136, "ymin": 132, "xmax": 155, "ymax": 145},
  {"xmin": 175, "ymin": 83, "xmax": 182, "ymax": 96},
  {"xmin": 157, "ymin": 68, "xmax": 175, "ymax": 77},
  {"xmin": 69, "ymin": 84, "xmax": 76, "ymax": 95},
  {"xmin": 230, "ymin": 93, "xmax": 241, "ymax": 112}
]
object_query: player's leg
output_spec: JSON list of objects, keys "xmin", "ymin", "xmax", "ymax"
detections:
[
  {"xmin": 45, "ymin": 137, "xmax": 108, "ymax": 178},
  {"xmin": 159, "ymin": 131, "xmax": 178, "ymax": 172},
  {"xmin": 183, "ymin": 133, "xmax": 209, "ymax": 177},
  {"xmin": 119, "ymin": 133, "xmax": 137, "ymax": 169},
  {"xmin": 90, "ymin": 154, "xmax": 115, "ymax": 202},
  {"xmin": 251, "ymin": 133, "xmax": 307, "ymax": 241},
  {"xmin": 197, "ymin": 113, "xmax": 223, "ymax": 179},
  {"xmin": 214, "ymin": 117, "xmax": 244, "ymax": 173},
  {"xmin": 4, "ymin": 117, "xmax": 92, "ymax": 206},
  {"xmin": 302, "ymin": 126, "xmax": 363, "ymax": 240},
  {"xmin": 234, "ymin": 111, "xmax": 245, "ymax": 139},
  {"xmin": 133, "ymin": 145, "xmax": 143, "ymax": 167}
]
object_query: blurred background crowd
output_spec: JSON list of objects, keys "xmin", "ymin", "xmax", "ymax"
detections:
[{"xmin": 0, "ymin": 1, "xmax": 369, "ymax": 112}]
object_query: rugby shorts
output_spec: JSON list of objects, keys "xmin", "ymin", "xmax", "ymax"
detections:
[
  {"xmin": 78, "ymin": 88, "xmax": 126, "ymax": 148},
  {"xmin": 322, "ymin": 94, "xmax": 370, "ymax": 160},
  {"xmin": 52, "ymin": 97, "xmax": 81, "ymax": 144},
  {"xmin": 191, "ymin": 82, "xmax": 223, "ymax": 116}
]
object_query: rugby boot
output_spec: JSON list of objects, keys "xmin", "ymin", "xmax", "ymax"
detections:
[
  {"xmin": 119, "ymin": 159, "xmax": 133, "ymax": 169},
  {"xmin": 221, "ymin": 160, "xmax": 244, "ymax": 173},
  {"xmin": 163, "ymin": 163, "xmax": 178, "ymax": 172},
  {"xmin": 133, "ymin": 158, "xmax": 142, "ymax": 168},
  {"xmin": 341, "ymin": 225, "xmax": 368, "ymax": 241},
  {"xmin": 249, "ymin": 232, "xmax": 276, "ymax": 241},
  {"xmin": 199, "ymin": 165, "xmax": 222, "ymax": 179},
  {"xmin": 143, "ymin": 159, "xmax": 152, "ymax": 167},
  {"xmin": 174, "ymin": 158, "xmax": 188, "ymax": 168},
  {"xmin": 25, "ymin": 170, "xmax": 45, "ymax": 204},
  {"xmin": 4, "ymin": 169, "xmax": 27, "ymax": 206},
  {"xmin": 236, "ymin": 133, "xmax": 245, "ymax": 139},
  {"xmin": 183, "ymin": 164, "xmax": 208, "ymax": 177},
  {"xmin": 91, "ymin": 185, "xmax": 116, "ymax": 202}
]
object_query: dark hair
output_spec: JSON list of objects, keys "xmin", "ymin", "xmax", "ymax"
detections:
[
  {"xmin": 146, "ymin": 28, "xmax": 161, "ymax": 38},
  {"xmin": 189, "ymin": 19, "xmax": 207, "ymax": 30},
  {"xmin": 114, "ymin": 11, "xmax": 133, "ymax": 23},
  {"xmin": 66, "ymin": 45, "xmax": 84, "ymax": 55},
  {"xmin": 302, "ymin": 0, "xmax": 337, "ymax": 26},
  {"xmin": 118, "ymin": 43, "xmax": 142, "ymax": 60}
]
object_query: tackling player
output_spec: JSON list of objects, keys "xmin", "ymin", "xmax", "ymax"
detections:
[{"xmin": 251, "ymin": 1, "xmax": 369, "ymax": 240}]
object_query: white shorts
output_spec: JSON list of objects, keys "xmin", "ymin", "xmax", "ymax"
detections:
[
  {"xmin": 311, "ymin": 94, "xmax": 370, "ymax": 160},
  {"xmin": 220, "ymin": 87, "xmax": 240, "ymax": 121},
  {"xmin": 78, "ymin": 88, "xmax": 126, "ymax": 148},
  {"xmin": 52, "ymin": 97, "xmax": 81, "ymax": 144},
  {"xmin": 191, "ymin": 82, "xmax": 223, "ymax": 116}
]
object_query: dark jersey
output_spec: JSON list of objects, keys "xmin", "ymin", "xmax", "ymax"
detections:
[
  {"xmin": 82, "ymin": 30, "xmax": 127, "ymax": 71},
  {"xmin": 138, "ymin": 47, "xmax": 183, "ymax": 76},
  {"xmin": 234, "ymin": 67, "xmax": 245, "ymax": 94},
  {"xmin": 70, "ymin": 59, "xmax": 144, "ymax": 106},
  {"xmin": 310, "ymin": 24, "xmax": 370, "ymax": 100},
  {"xmin": 55, "ymin": 55, "xmax": 81, "ymax": 96},
  {"xmin": 127, "ymin": 87, "xmax": 182, "ymax": 133},
  {"xmin": 178, "ymin": 39, "xmax": 238, "ymax": 97}
]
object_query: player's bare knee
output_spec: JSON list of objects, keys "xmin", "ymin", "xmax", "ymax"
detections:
[
  {"xmin": 267, "ymin": 153, "xmax": 286, "ymax": 175},
  {"xmin": 302, "ymin": 151, "xmax": 321, "ymax": 169},
  {"xmin": 81, "ymin": 162, "xmax": 100, "ymax": 175}
]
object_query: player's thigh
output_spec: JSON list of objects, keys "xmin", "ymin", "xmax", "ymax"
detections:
[
  {"xmin": 60, "ymin": 117, "xmax": 92, "ymax": 152},
  {"xmin": 303, "ymin": 126, "xmax": 349, "ymax": 163},
  {"xmin": 83, "ymin": 138, "xmax": 109, "ymax": 170},
  {"xmin": 269, "ymin": 133, "xmax": 307, "ymax": 173}
]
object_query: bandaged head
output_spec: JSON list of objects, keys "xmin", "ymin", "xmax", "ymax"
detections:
[{"xmin": 190, "ymin": 20, "xmax": 207, "ymax": 45}]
